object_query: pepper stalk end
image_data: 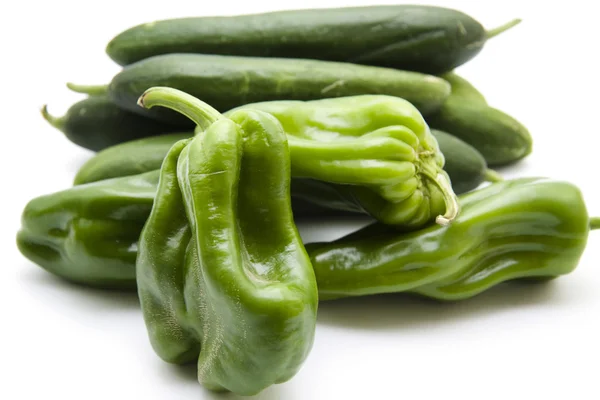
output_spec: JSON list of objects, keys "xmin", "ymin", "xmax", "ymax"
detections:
[
  {"xmin": 433, "ymin": 173, "xmax": 460, "ymax": 226},
  {"xmin": 136, "ymin": 86, "xmax": 224, "ymax": 131}
]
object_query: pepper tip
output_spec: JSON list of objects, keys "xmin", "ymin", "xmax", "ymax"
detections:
[{"xmin": 136, "ymin": 92, "xmax": 148, "ymax": 108}]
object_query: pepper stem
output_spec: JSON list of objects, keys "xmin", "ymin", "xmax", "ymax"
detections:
[
  {"xmin": 484, "ymin": 169, "xmax": 503, "ymax": 183},
  {"xmin": 423, "ymin": 172, "xmax": 460, "ymax": 226},
  {"xmin": 40, "ymin": 105, "xmax": 66, "ymax": 132},
  {"xmin": 137, "ymin": 87, "xmax": 223, "ymax": 131},
  {"xmin": 487, "ymin": 18, "xmax": 522, "ymax": 39},
  {"xmin": 590, "ymin": 217, "xmax": 600, "ymax": 230},
  {"xmin": 66, "ymin": 82, "xmax": 109, "ymax": 96}
]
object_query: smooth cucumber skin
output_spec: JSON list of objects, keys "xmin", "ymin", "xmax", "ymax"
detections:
[
  {"xmin": 431, "ymin": 129, "xmax": 487, "ymax": 193},
  {"xmin": 427, "ymin": 100, "xmax": 532, "ymax": 167},
  {"xmin": 73, "ymin": 132, "xmax": 193, "ymax": 185},
  {"xmin": 440, "ymin": 72, "xmax": 487, "ymax": 103},
  {"xmin": 107, "ymin": 5, "xmax": 486, "ymax": 75},
  {"xmin": 52, "ymin": 96, "xmax": 181, "ymax": 151},
  {"xmin": 108, "ymin": 53, "xmax": 451, "ymax": 127}
]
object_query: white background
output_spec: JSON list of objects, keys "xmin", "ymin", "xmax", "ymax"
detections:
[{"xmin": 2, "ymin": 0, "xmax": 599, "ymax": 399}]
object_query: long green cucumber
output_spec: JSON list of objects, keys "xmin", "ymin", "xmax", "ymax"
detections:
[
  {"xmin": 106, "ymin": 5, "xmax": 520, "ymax": 75},
  {"xmin": 74, "ymin": 129, "xmax": 500, "ymax": 195},
  {"xmin": 68, "ymin": 53, "xmax": 452, "ymax": 127},
  {"xmin": 428, "ymin": 73, "xmax": 532, "ymax": 166},
  {"xmin": 42, "ymin": 95, "xmax": 180, "ymax": 151}
]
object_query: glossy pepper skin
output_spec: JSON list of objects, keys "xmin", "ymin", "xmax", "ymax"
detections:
[
  {"xmin": 18, "ymin": 178, "xmax": 597, "ymax": 300},
  {"xmin": 73, "ymin": 130, "xmax": 498, "ymax": 195},
  {"xmin": 307, "ymin": 178, "xmax": 598, "ymax": 301},
  {"xmin": 16, "ymin": 170, "xmax": 346, "ymax": 288},
  {"xmin": 175, "ymin": 91, "xmax": 459, "ymax": 228},
  {"xmin": 73, "ymin": 91, "xmax": 459, "ymax": 228},
  {"xmin": 136, "ymin": 104, "xmax": 318, "ymax": 395},
  {"xmin": 16, "ymin": 170, "xmax": 158, "ymax": 289}
]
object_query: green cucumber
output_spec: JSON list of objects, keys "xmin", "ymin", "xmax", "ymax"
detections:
[
  {"xmin": 431, "ymin": 129, "xmax": 501, "ymax": 193},
  {"xmin": 439, "ymin": 72, "xmax": 487, "ymax": 103},
  {"xmin": 68, "ymin": 53, "xmax": 452, "ymax": 127},
  {"xmin": 106, "ymin": 5, "xmax": 520, "ymax": 75},
  {"xmin": 42, "ymin": 95, "xmax": 180, "ymax": 151},
  {"xmin": 74, "ymin": 129, "xmax": 500, "ymax": 196},
  {"xmin": 428, "ymin": 104, "xmax": 532, "ymax": 166},
  {"xmin": 73, "ymin": 132, "xmax": 193, "ymax": 185},
  {"xmin": 427, "ymin": 74, "xmax": 532, "ymax": 166}
]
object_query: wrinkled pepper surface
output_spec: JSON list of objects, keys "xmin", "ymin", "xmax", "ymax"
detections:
[
  {"xmin": 16, "ymin": 172, "xmax": 352, "ymax": 290},
  {"xmin": 153, "ymin": 88, "xmax": 459, "ymax": 228},
  {"xmin": 308, "ymin": 177, "xmax": 598, "ymax": 300},
  {"xmin": 136, "ymin": 103, "xmax": 318, "ymax": 395},
  {"xmin": 16, "ymin": 170, "xmax": 158, "ymax": 289},
  {"xmin": 18, "ymin": 177, "xmax": 597, "ymax": 299}
]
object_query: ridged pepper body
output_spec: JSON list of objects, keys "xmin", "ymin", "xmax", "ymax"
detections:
[
  {"xmin": 307, "ymin": 178, "xmax": 594, "ymax": 300},
  {"xmin": 136, "ymin": 108, "xmax": 318, "ymax": 395},
  {"xmin": 224, "ymin": 95, "xmax": 459, "ymax": 227},
  {"xmin": 16, "ymin": 171, "xmax": 158, "ymax": 289},
  {"xmin": 72, "ymin": 91, "xmax": 458, "ymax": 228}
]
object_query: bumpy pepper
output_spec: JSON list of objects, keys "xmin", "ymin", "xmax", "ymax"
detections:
[
  {"xmin": 136, "ymin": 101, "xmax": 318, "ymax": 395},
  {"xmin": 15, "ymin": 173, "xmax": 354, "ymax": 290},
  {"xmin": 16, "ymin": 170, "xmax": 159, "ymax": 289},
  {"xmin": 150, "ymin": 88, "xmax": 458, "ymax": 228},
  {"xmin": 307, "ymin": 177, "xmax": 598, "ymax": 300},
  {"xmin": 17, "ymin": 177, "xmax": 598, "ymax": 300}
]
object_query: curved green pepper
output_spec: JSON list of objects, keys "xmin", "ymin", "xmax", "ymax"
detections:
[
  {"xmin": 308, "ymin": 177, "xmax": 597, "ymax": 300},
  {"xmin": 17, "ymin": 177, "xmax": 597, "ymax": 299},
  {"xmin": 145, "ymin": 88, "xmax": 458, "ymax": 228},
  {"xmin": 136, "ymin": 103, "xmax": 317, "ymax": 395}
]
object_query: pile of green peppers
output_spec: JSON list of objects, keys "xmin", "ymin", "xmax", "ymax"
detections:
[{"xmin": 18, "ymin": 7, "xmax": 599, "ymax": 397}]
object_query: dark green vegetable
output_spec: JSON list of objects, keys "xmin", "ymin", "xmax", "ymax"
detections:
[
  {"xmin": 73, "ymin": 132, "xmax": 192, "ymax": 184},
  {"xmin": 41, "ymin": 95, "xmax": 180, "ymax": 151},
  {"xmin": 431, "ymin": 129, "xmax": 501, "ymax": 193},
  {"xmin": 68, "ymin": 53, "xmax": 452, "ymax": 127},
  {"xmin": 428, "ymin": 73, "xmax": 532, "ymax": 166},
  {"xmin": 106, "ymin": 5, "xmax": 520, "ymax": 75},
  {"xmin": 439, "ymin": 72, "xmax": 487, "ymax": 103}
]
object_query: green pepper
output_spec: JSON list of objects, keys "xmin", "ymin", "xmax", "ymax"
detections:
[
  {"xmin": 16, "ymin": 170, "xmax": 158, "ymax": 289},
  {"xmin": 17, "ymin": 177, "xmax": 598, "ymax": 300},
  {"xmin": 15, "ymin": 171, "xmax": 356, "ymax": 290},
  {"xmin": 146, "ymin": 87, "xmax": 458, "ymax": 228},
  {"xmin": 136, "ymin": 102, "xmax": 317, "ymax": 395},
  {"xmin": 308, "ymin": 177, "xmax": 598, "ymax": 300}
]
